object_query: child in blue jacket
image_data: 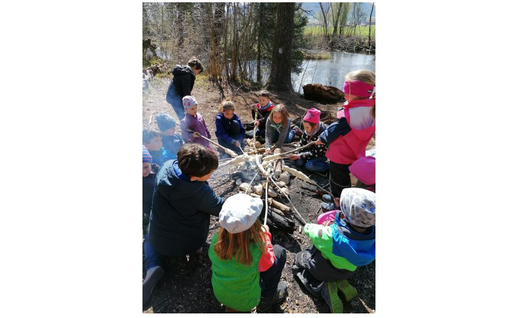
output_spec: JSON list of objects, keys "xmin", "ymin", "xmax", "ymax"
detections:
[{"xmin": 215, "ymin": 99, "xmax": 245, "ymax": 156}]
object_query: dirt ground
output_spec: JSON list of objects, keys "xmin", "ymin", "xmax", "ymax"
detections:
[{"xmin": 142, "ymin": 76, "xmax": 375, "ymax": 313}]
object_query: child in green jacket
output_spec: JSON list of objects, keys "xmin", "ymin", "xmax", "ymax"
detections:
[
  {"xmin": 209, "ymin": 193, "xmax": 287, "ymax": 312},
  {"xmin": 293, "ymin": 188, "xmax": 375, "ymax": 312}
]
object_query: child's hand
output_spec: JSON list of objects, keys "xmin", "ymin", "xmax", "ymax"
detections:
[
  {"xmin": 288, "ymin": 154, "xmax": 299, "ymax": 161},
  {"xmin": 261, "ymin": 224, "xmax": 270, "ymax": 233},
  {"xmin": 235, "ymin": 141, "xmax": 241, "ymax": 148},
  {"xmin": 193, "ymin": 132, "xmax": 200, "ymax": 139},
  {"xmin": 265, "ymin": 148, "xmax": 272, "ymax": 154},
  {"xmin": 255, "ymin": 120, "xmax": 260, "ymax": 127},
  {"xmin": 315, "ymin": 139, "xmax": 324, "ymax": 145}
]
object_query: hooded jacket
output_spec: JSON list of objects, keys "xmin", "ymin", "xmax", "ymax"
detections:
[
  {"xmin": 319, "ymin": 99, "xmax": 375, "ymax": 165},
  {"xmin": 148, "ymin": 160, "xmax": 224, "ymax": 256},
  {"xmin": 171, "ymin": 65, "xmax": 196, "ymax": 98},
  {"xmin": 304, "ymin": 212, "xmax": 375, "ymax": 272}
]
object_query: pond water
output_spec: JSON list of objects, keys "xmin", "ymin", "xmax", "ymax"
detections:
[{"xmin": 291, "ymin": 51, "xmax": 375, "ymax": 94}]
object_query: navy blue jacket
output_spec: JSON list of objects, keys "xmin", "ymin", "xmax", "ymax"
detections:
[
  {"xmin": 148, "ymin": 160, "xmax": 224, "ymax": 256},
  {"xmin": 214, "ymin": 112, "xmax": 245, "ymax": 145}
]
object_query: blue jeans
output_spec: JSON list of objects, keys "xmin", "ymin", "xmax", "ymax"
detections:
[
  {"xmin": 144, "ymin": 234, "xmax": 164, "ymax": 272},
  {"xmin": 260, "ymin": 244, "xmax": 287, "ymax": 299},
  {"xmin": 267, "ymin": 124, "xmax": 295, "ymax": 145},
  {"xmin": 166, "ymin": 82, "xmax": 185, "ymax": 120},
  {"xmin": 295, "ymin": 157, "xmax": 329, "ymax": 172}
]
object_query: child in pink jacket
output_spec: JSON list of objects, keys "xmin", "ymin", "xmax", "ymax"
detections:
[{"xmin": 317, "ymin": 70, "xmax": 375, "ymax": 211}]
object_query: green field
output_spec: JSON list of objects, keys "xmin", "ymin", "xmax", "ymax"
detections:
[{"xmin": 305, "ymin": 25, "xmax": 375, "ymax": 37}]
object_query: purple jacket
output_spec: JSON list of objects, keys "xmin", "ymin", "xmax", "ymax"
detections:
[{"xmin": 180, "ymin": 112, "xmax": 212, "ymax": 149}]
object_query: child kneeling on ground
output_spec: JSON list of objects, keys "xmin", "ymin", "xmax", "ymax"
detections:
[
  {"xmin": 143, "ymin": 144, "xmax": 224, "ymax": 306},
  {"xmin": 293, "ymin": 188, "xmax": 375, "ymax": 313},
  {"xmin": 209, "ymin": 193, "xmax": 287, "ymax": 312}
]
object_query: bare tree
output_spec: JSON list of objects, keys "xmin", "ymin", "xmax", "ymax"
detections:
[{"xmin": 368, "ymin": 2, "xmax": 374, "ymax": 47}]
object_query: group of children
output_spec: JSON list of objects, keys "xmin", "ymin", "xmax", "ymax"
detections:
[{"xmin": 142, "ymin": 69, "xmax": 376, "ymax": 313}]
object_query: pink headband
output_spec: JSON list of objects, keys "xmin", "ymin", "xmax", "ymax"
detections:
[{"xmin": 343, "ymin": 80, "xmax": 375, "ymax": 98}]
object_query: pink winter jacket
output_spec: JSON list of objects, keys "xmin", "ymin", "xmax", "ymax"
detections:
[{"xmin": 324, "ymin": 99, "xmax": 375, "ymax": 165}]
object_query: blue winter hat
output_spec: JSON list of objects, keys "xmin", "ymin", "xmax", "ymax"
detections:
[
  {"xmin": 155, "ymin": 113, "xmax": 176, "ymax": 132},
  {"xmin": 143, "ymin": 145, "xmax": 152, "ymax": 163}
]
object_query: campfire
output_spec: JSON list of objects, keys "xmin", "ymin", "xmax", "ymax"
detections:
[{"xmin": 203, "ymin": 133, "xmax": 335, "ymax": 233}]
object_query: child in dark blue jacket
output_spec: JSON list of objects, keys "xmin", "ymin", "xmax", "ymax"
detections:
[
  {"xmin": 215, "ymin": 99, "xmax": 246, "ymax": 156},
  {"xmin": 143, "ymin": 143, "xmax": 225, "ymax": 305}
]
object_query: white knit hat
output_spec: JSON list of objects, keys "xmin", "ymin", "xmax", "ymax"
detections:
[{"xmin": 219, "ymin": 194, "xmax": 263, "ymax": 234}]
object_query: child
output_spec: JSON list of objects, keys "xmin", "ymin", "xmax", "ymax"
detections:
[
  {"xmin": 349, "ymin": 156, "xmax": 375, "ymax": 192},
  {"xmin": 143, "ymin": 144, "xmax": 224, "ymax": 305},
  {"xmin": 166, "ymin": 57, "xmax": 204, "ymax": 120},
  {"xmin": 143, "ymin": 129, "xmax": 175, "ymax": 167},
  {"xmin": 293, "ymin": 188, "xmax": 375, "ymax": 313},
  {"xmin": 209, "ymin": 193, "xmax": 287, "ymax": 312},
  {"xmin": 287, "ymin": 108, "xmax": 329, "ymax": 173},
  {"xmin": 251, "ymin": 90, "xmax": 275, "ymax": 140},
  {"xmin": 179, "ymin": 95, "xmax": 213, "ymax": 150},
  {"xmin": 215, "ymin": 99, "xmax": 246, "ymax": 156},
  {"xmin": 264, "ymin": 104, "xmax": 296, "ymax": 154},
  {"xmin": 155, "ymin": 113, "xmax": 183, "ymax": 158},
  {"xmin": 143, "ymin": 146, "xmax": 160, "ymax": 233},
  {"xmin": 316, "ymin": 70, "xmax": 375, "ymax": 210}
]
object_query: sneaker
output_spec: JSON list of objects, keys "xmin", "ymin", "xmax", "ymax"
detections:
[
  {"xmin": 321, "ymin": 281, "xmax": 344, "ymax": 313},
  {"xmin": 257, "ymin": 281, "xmax": 288, "ymax": 312},
  {"xmin": 322, "ymin": 194, "xmax": 333, "ymax": 203},
  {"xmin": 143, "ymin": 266, "xmax": 164, "ymax": 306},
  {"xmin": 337, "ymin": 280, "xmax": 358, "ymax": 302},
  {"xmin": 321, "ymin": 202, "xmax": 339, "ymax": 212},
  {"xmin": 294, "ymin": 250, "xmax": 311, "ymax": 269},
  {"xmin": 294, "ymin": 269, "xmax": 323, "ymax": 299}
]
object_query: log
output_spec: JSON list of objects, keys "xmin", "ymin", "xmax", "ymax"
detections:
[
  {"xmin": 303, "ymin": 83, "xmax": 345, "ymax": 104},
  {"xmin": 264, "ymin": 211, "xmax": 295, "ymax": 233},
  {"xmin": 267, "ymin": 197, "xmax": 290, "ymax": 213}
]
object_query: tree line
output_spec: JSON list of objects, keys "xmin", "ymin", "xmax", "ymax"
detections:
[{"xmin": 143, "ymin": 2, "xmax": 307, "ymax": 92}]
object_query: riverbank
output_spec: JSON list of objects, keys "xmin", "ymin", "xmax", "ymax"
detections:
[{"xmin": 142, "ymin": 76, "xmax": 375, "ymax": 313}]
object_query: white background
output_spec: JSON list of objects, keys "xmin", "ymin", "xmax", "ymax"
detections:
[{"xmin": 1, "ymin": 1, "xmax": 511, "ymax": 317}]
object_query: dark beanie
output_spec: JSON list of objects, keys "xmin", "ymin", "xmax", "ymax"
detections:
[{"xmin": 155, "ymin": 113, "xmax": 176, "ymax": 131}]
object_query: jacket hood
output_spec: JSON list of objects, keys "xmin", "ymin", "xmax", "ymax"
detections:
[
  {"xmin": 331, "ymin": 219, "xmax": 375, "ymax": 266},
  {"xmin": 156, "ymin": 160, "xmax": 207, "ymax": 200},
  {"xmin": 172, "ymin": 64, "xmax": 195, "ymax": 78}
]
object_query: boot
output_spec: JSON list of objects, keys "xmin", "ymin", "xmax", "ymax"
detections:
[
  {"xmin": 143, "ymin": 266, "xmax": 164, "ymax": 306},
  {"xmin": 257, "ymin": 281, "xmax": 288, "ymax": 312},
  {"xmin": 337, "ymin": 280, "xmax": 358, "ymax": 302},
  {"xmin": 321, "ymin": 281, "xmax": 344, "ymax": 313}
]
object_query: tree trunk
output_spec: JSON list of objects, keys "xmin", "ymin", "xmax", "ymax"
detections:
[
  {"xmin": 256, "ymin": 3, "xmax": 263, "ymax": 83},
  {"xmin": 319, "ymin": 3, "xmax": 330, "ymax": 39},
  {"xmin": 230, "ymin": 3, "xmax": 238, "ymax": 81},
  {"xmin": 267, "ymin": 3, "xmax": 295, "ymax": 92},
  {"xmin": 368, "ymin": 2, "xmax": 374, "ymax": 48}
]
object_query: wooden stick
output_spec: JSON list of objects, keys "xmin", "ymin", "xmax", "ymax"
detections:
[
  {"xmin": 262, "ymin": 141, "xmax": 316, "ymax": 162},
  {"xmin": 264, "ymin": 177, "xmax": 269, "ymax": 226},
  {"xmin": 269, "ymin": 176, "xmax": 306, "ymax": 225},
  {"xmin": 188, "ymin": 129, "xmax": 237, "ymax": 158}
]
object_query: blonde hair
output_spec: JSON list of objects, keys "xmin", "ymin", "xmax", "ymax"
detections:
[
  {"xmin": 269, "ymin": 104, "xmax": 289, "ymax": 129},
  {"xmin": 213, "ymin": 219, "xmax": 265, "ymax": 266},
  {"xmin": 218, "ymin": 99, "xmax": 235, "ymax": 113},
  {"xmin": 345, "ymin": 69, "xmax": 376, "ymax": 118}
]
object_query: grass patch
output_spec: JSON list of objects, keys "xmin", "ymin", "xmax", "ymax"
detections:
[{"xmin": 303, "ymin": 51, "xmax": 332, "ymax": 60}]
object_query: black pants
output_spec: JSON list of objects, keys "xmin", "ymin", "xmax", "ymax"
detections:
[
  {"xmin": 329, "ymin": 161, "xmax": 351, "ymax": 199},
  {"xmin": 260, "ymin": 244, "xmax": 286, "ymax": 299},
  {"xmin": 305, "ymin": 247, "xmax": 355, "ymax": 282}
]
